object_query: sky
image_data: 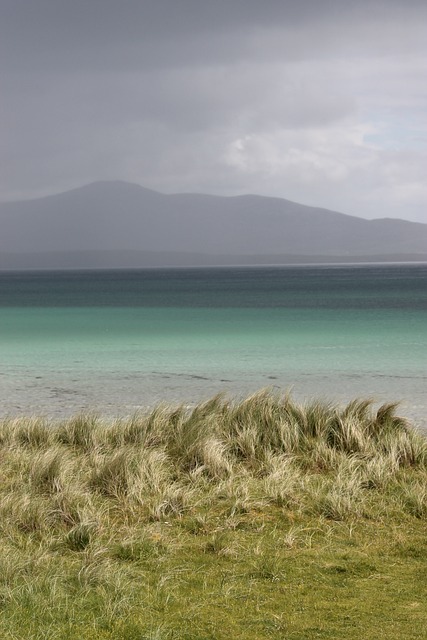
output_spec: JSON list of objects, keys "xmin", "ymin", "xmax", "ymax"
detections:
[{"xmin": 1, "ymin": 0, "xmax": 426, "ymax": 223}]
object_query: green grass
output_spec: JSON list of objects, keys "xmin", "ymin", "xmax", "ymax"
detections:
[{"xmin": 0, "ymin": 390, "xmax": 426, "ymax": 639}]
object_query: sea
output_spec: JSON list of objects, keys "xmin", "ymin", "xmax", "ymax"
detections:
[{"xmin": 0, "ymin": 264, "xmax": 426, "ymax": 430}]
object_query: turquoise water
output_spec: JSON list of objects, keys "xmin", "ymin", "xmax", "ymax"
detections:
[{"xmin": 0, "ymin": 265, "xmax": 426, "ymax": 427}]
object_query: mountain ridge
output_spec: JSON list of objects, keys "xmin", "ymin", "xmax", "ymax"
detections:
[{"xmin": 0, "ymin": 181, "xmax": 426, "ymax": 269}]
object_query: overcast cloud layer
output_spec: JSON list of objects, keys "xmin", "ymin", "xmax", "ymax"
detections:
[{"xmin": 1, "ymin": 0, "xmax": 426, "ymax": 222}]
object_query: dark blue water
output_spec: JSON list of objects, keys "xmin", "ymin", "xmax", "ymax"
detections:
[{"xmin": 0, "ymin": 264, "xmax": 425, "ymax": 308}]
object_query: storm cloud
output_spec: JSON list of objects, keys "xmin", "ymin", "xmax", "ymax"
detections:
[{"xmin": 1, "ymin": 0, "xmax": 426, "ymax": 221}]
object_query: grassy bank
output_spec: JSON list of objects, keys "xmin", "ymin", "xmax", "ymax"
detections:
[{"xmin": 0, "ymin": 391, "xmax": 426, "ymax": 639}]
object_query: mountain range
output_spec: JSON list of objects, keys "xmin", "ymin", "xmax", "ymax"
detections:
[{"xmin": 0, "ymin": 181, "xmax": 426, "ymax": 268}]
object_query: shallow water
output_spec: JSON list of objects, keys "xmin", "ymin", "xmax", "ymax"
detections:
[{"xmin": 0, "ymin": 264, "xmax": 426, "ymax": 429}]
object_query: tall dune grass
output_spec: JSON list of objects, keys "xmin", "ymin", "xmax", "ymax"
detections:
[
  {"xmin": 1, "ymin": 391, "xmax": 426, "ymax": 521},
  {"xmin": 0, "ymin": 391, "xmax": 426, "ymax": 639}
]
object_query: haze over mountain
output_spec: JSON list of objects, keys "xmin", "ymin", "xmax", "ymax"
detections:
[{"xmin": 0, "ymin": 181, "xmax": 426, "ymax": 269}]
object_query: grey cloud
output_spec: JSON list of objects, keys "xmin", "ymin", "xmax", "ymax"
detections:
[{"xmin": 2, "ymin": 0, "xmax": 426, "ymax": 73}]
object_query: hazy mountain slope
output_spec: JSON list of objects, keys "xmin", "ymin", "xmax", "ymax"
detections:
[{"xmin": 0, "ymin": 181, "xmax": 426, "ymax": 267}]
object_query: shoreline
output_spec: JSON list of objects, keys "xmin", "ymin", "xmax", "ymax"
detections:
[{"xmin": 2, "ymin": 388, "xmax": 426, "ymax": 434}]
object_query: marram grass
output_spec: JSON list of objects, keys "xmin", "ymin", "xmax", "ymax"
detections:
[{"xmin": 0, "ymin": 391, "xmax": 426, "ymax": 639}]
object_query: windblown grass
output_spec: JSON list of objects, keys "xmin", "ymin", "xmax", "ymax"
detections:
[{"xmin": 0, "ymin": 391, "xmax": 426, "ymax": 639}]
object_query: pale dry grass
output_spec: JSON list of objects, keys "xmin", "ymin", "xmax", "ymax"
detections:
[{"xmin": 0, "ymin": 391, "xmax": 425, "ymax": 549}]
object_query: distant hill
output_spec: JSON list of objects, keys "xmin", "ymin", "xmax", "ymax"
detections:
[{"xmin": 0, "ymin": 181, "xmax": 426, "ymax": 268}]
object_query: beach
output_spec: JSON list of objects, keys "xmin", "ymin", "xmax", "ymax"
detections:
[{"xmin": 0, "ymin": 264, "xmax": 426, "ymax": 429}]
